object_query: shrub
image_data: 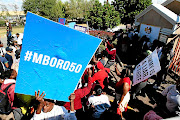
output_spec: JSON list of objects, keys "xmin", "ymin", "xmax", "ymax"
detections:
[{"xmin": 0, "ymin": 20, "xmax": 6, "ymax": 27}]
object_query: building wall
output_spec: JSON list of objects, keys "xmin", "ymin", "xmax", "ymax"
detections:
[
  {"xmin": 165, "ymin": 1, "xmax": 180, "ymax": 15},
  {"xmin": 137, "ymin": 9, "xmax": 174, "ymax": 29},
  {"xmin": 175, "ymin": 24, "xmax": 180, "ymax": 34}
]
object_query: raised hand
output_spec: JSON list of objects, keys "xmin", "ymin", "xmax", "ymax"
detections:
[
  {"xmin": 35, "ymin": 90, "xmax": 46, "ymax": 105},
  {"xmin": 69, "ymin": 93, "xmax": 75, "ymax": 102}
]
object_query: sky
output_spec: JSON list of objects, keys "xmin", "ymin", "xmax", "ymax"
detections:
[{"xmin": 0, "ymin": 0, "xmax": 166, "ymax": 11}]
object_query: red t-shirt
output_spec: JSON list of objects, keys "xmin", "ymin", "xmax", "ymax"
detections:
[
  {"xmin": 64, "ymin": 77, "xmax": 92, "ymax": 110},
  {"xmin": 115, "ymin": 77, "xmax": 131, "ymax": 94},
  {"xmin": 91, "ymin": 68, "xmax": 110, "ymax": 89},
  {"xmin": 106, "ymin": 41, "xmax": 116, "ymax": 60}
]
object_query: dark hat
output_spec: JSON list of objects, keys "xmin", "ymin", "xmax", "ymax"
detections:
[{"xmin": 6, "ymin": 47, "xmax": 13, "ymax": 51}]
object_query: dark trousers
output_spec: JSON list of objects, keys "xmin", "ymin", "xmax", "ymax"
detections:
[{"xmin": 156, "ymin": 68, "xmax": 167, "ymax": 86}]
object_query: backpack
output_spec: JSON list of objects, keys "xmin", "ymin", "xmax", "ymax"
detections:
[{"xmin": 0, "ymin": 83, "xmax": 14, "ymax": 114}]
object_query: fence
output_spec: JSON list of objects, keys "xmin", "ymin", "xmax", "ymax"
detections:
[{"xmin": 169, "ymin": 36, "xmax": 180, "ymax": 76}]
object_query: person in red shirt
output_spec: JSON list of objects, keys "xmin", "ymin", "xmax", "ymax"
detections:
[
  {"xmin": 114, "ymin": 65, "xmax": 131, "ymax": 119},
  {"xmin": 64, "ymin": 69, "xmax": 92, "ymax": 120},
  {"xmin": 91, "ymin": 58, "xmax": 110, "ymax": 90},
  {"xmin": 104, "ymin": 40, "xmax": 116, "ymax": 68}
]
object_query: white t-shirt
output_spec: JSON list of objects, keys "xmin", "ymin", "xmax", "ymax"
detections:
[
  {"xmin": 14, "ymin": 35, "xmax": 23, "ymax": 45},
  {"xmin": 31, "ymin": 105, "xmax": 65, "ymax": 120},
  {"xmin": 88, "ymin": 94, "xmax": 110, "ymax": 106},
  {"xmin": 162, "ymin": 85, "xmax": 180, "ymax": 112}
]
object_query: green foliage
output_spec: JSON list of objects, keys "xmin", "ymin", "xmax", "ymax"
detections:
[
  {"xmin": 65, "ymin": 0, "xmax": 90, "ymax": 20},
  {"xmin": 22, "ymin": 0, "xmax": 41, "ymax": 14},
  {"xmin": 87, "ymin": 0, "xmax": 120, "ymax": 30},
  {"xmin": 23, "ymin": 0, "xmax": 57, "ymax": 18},
  {"xmin": 102, "ymin": 3, "xmax": 120, "ymax": 29},
  {"xmin": 113, "ymin": 0, "xmax": 152, "ymax": 24},
  {"xmin": 50, "ymin": 1, "xmax": 65, "ymax": 19},
  {"xmin": 0, "ymin": 20, "xmax": 6, "ymax": 27},
  {"xmin": 87, "ymin": 0, "xmax": 103, "ymax": 29}
]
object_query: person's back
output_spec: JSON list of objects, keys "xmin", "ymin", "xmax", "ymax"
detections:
[
  {"xmin": 88, "ymin": 85, "xmax": 110, "ymax": 119},
  {"xmin": 5, "ymin": 53, "xmax": 13, "ymax": 69},
  {"xmin": 0, "ymin": 56, "xmax": 9, "ymax": 69},
  {"xmin": 115, "ymin": 77, "xmax": 131, "ymax": 94},
  {"xmin": 162, "ymin": 83, "xmax": 180, "ymax": 113},
  {"xmin": 1, "ymin": 79, "xmax": 16, "ymax": 108},
  {"xmin": 0, "ymin": 69, "xmax": 17, "ymax": 119}
]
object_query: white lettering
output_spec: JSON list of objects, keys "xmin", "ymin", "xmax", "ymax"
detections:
[
  {"xmin": 63, "ymin": 61, "xmax": 70, "ymax": 70},
  {"xmin": 56, "ymin": 59, "xmax": 64, "ymax": 69},
  {"xmin": 32, "ymin": 52, "xmax": 43, "ymax": 64},
  {"xmin": 75, "ymin": 64, "xmax": 82, "ymax": 73},
  {"xmin": 69, "ymin": 62, "xmax": 77, "ymax": 72},
  {"xmin": 50, "ymin": 57, "xmax": 57, "ymax": 67},
  {"xmin": 42, "ymin": 55, "xmax": 50, "ymax": 65},
  {"xmin": 24, "ymin": 51, "xmax": 83, "ymax": 73}
]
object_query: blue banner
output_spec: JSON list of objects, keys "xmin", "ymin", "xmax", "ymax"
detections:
[
  {"xmin": 58, "ymin": 18, "xmax": 66, "ymax": 25},
  {"xmin": 15, "ymin": 12, "xmax": 102, "ymax": 101}
]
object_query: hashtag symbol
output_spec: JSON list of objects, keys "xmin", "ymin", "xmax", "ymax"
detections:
[{"xmin": 24, "ymin": 51, "xmax": 33, "ymax": 61}]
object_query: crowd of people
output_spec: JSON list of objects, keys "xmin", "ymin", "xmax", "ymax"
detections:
[{"xmin": 0, "ymin": 25, "xmax": 179, "ymax": 120}]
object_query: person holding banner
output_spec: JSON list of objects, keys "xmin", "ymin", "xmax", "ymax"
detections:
[
  {"xmin": 64, "ymin": 68, "xmax": 93, "ymax": 120},
  {"xmin": 31, "ymin": 91, "xmax": 77, "ymax": 120},
  {"xmin": 153, "ymin": 43, "xmax": 173, "ymax": 89},
  {"xmin": 132, "ymin": 52, "xmax": 149, "ymax": 99}
]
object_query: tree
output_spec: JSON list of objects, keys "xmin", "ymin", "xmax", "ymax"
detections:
[
  {"xmin": 22, "ymin": 0, "xmax": 56, "ymax": 18},
  {"xmin": 22, "ymin": 0, "xmax": 41, "ymax": 14},
  {"xmin": 87, "ymin": 0, "xmax": 120, "ymax": 30},
  {"xmin": 87, "ymin": 0, "xmax": 103, "ymax": 29},
  {"xmin": 39, "ymin": 0, "xmax": 56, "ymax": 18},
  {"xmin": 0, "ymin": 4, "xmax": 10, "ymax": 20},
  {"xmin": 50, "ymin": 0, "xmax": 65, "ymax": 19},
  {"xmin": 65, "ymin": 0, "xmax": 88, "ymax": 20},
  {"xmin": 102, "ymin": 2, "xmax": 120, "ymax": 29},
  {"xmin": 12, "ymin": 4, "xmax": 19, "ymax": 14},
  {"xmin": 113, "ymin": 0, "xmax": 152, "ymax": 24},
  {"xmin": 12, "ymin": 4, "xmax": 19, "ymax": 22}
]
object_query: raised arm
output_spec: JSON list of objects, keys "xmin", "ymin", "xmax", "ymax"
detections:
[
  {"xmin": 92, "ymin": 55, "xmax": 98, "ymax": 64},
  {"xmin": 78, "ymin": 69, "xmax": 92, "ymax": 98}
]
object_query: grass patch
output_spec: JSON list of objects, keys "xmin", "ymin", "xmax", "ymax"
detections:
[{"xmin": 0, "ymin": 26, "xmax": 24, "ymax": 38}]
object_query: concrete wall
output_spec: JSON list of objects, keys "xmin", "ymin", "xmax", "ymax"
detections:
[{"xmin": 137, "ymin": 9, "xmax": 174, "ymax": 29}]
